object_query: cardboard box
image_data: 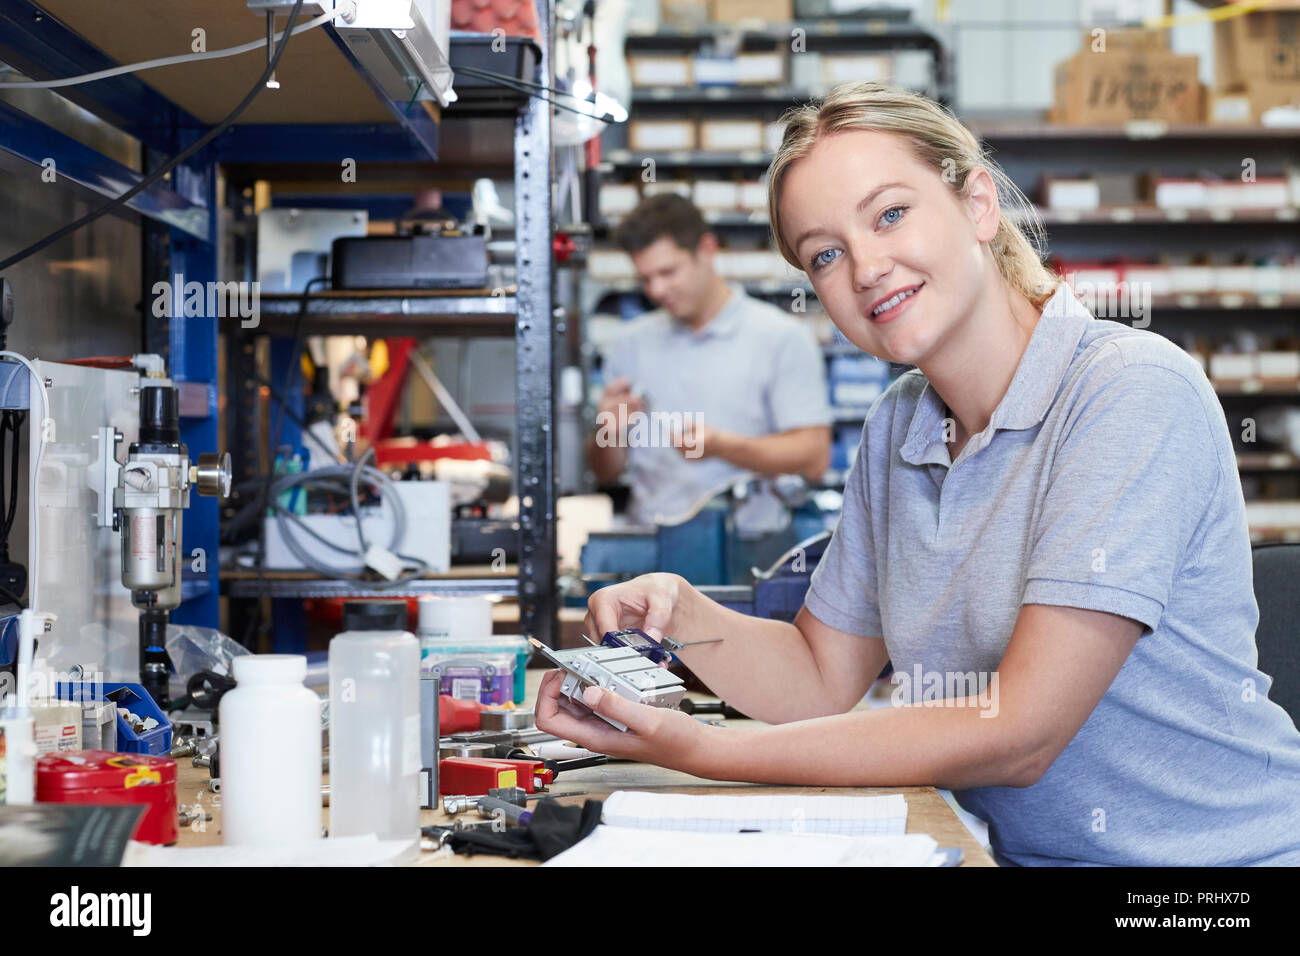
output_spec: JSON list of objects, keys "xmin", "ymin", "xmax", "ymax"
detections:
[
  {"xmin": 660, "ymin": 0, "xmax": 712, "ymax": 27},
  {"xmin": 629, "ymin": 120, "xmax": 697, "ymax": 152},
  {"xmin": 1053, "ymin": 48, "xmax": 1201, "ymax": 124},
  {"xmin": 629, "ymin": 56, "xmax": 693, "ymax": 87},
  {"xmin": 699, "ymin": 119, "xmax": 765, "ymax": 152},
  {"xmin": 713, "ymin": 0, "xmax": 792, "ymax": 24},
  {"xmin": 1214, "ymin": 11, "xmax": 1300, "ymax": 90}
]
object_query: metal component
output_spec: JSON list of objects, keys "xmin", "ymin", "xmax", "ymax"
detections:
[
  {"xmin": 660, "ymin": 636, "xmax": 724, "ymax": 654},
  {"xmin": 264, "ymin": 11, "xmax": 280, "ymax": 89},
  {"xmin": 447, "ymin": 730, "xmax": 512, "ymax": 746},
  {"xmin": 208, "ymin": 778, "xmax": 221, "ymax": 793},
  {"xmin": 192, "ymin": 452, "xmax": 232, "ymax": 499},
  {"xmin": 225, "ymin": 576, "xmax": 517, "ymax": 599},
  {"xmin": 438, "ymin": 741, "xmax": 495, "ymax": 761},
  {"xmin": 514, "ymin": 0, "xmax": 557, "ymax": 650},
  {"xmin": 442, "ymin": 794, "xmax": 480, "ymax": 815},
  {"xmin": 531, "ymin": 639, "xmax": 685, "ymax": 733},
  {"xmin": 0, "ymin": 100, "xmax": 210, "ymax": 239},
  {"xmin": 479, "ymin": 707, "xmax": 535, "ymax": 732}
]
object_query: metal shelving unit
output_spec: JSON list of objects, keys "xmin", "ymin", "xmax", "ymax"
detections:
[{"xmin": 0, "ymin": 2, "xmax": 561, "ymax": 645}]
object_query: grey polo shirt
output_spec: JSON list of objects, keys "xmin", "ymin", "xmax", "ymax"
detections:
[
  {"xmin": 604, "ymin": 284, "xmax": 831, "ymax": 524},
  {"xmin": 805, "ymin": 283, "xmax": 1300, "ymax": 866}
]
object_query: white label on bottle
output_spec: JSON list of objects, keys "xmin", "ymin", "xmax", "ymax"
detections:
[
  {"xmin": 403, "ymin": 713, "xmax": 421, "ymax": 777},
  {"xmin": 451, "ymin": 678, "xmax": 481, "ymax": 701}
]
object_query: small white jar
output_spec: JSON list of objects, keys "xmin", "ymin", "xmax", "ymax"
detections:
[{"xmin": 219, "ymin": 654, "xmax": 322, "ymax": 847}]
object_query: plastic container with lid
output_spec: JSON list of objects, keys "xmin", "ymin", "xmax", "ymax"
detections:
[
  {"xmin": 36, "ymin": 750, "xmax": 178, "ymax": 845},
  {"xmin": 418, "ymin": 594, "xmax": 531, "ymax": 704},
  {"xmin": 219, "ymin": 654, "xmax": 323, "ymax": 847},
  {"xmin": 329, "ymin": 600, "xmax": 420, "ymax": 852}
]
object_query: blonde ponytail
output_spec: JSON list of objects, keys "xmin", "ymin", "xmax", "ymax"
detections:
[{"xmin": 768, "ymin": 82, "xmax": 1059, "ymax": 309}]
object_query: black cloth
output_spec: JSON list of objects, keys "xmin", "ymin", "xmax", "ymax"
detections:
[{"xmin": 433, "ymin": 798, "xmax": 603, "ymax": 861}]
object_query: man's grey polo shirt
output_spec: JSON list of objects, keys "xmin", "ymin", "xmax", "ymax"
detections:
[
  {"xmin": 805, "ymin": 283, "xmax": 1300, "ymax": 866},
  {"xmin": 604, "ymin": 284, "xmax": 831, "ymax": 524}
]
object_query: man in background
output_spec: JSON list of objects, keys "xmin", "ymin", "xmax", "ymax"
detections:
[{"xmin": 589, "ymin": 193, "xmax": 831, "ymax": 524}]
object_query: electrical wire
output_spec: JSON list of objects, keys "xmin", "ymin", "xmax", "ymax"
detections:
[
  {"xmin": 453, "ymin": 64, "xmax": 623, "ymax": 122},
  {"xmin": 267, "ymin": 455, "xmax": 429, "ymax": 585},
  {"xmin": 0, "ymin": 10, "xmax": 334, "ymax": 89},
  {"xmin": 0, "ymin": 351, "xmax": 51, "ymax": 613},
  {"xmin": 0, "ymin": 0, "xmax": 307, "ymax": 274}
]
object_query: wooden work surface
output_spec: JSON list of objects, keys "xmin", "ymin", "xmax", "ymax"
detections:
[{"xmin": 173, "ymin": 670, "xmax": 996, "ymax": 867}]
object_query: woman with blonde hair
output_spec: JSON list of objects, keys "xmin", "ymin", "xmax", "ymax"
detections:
[{"xmin": 536, "ymin": 83, "xmax": 1300, "ymax": 866}]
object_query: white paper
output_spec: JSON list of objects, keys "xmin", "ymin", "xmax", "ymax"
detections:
[
  {"xmin": 600, "ymin": 790, "xmax": 908, "ymax": 836},
  {"xmin": 543, "ymin": 826, "xmax": 940, "ymax": 867}
]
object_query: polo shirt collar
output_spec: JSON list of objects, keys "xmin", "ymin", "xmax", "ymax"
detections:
[
  {"xmin": 900, "ymin": 283, "xmax": 1092, "ymax": 466},
  {"xmin": 670, "ymin": 283, "xmax": 745, "ymax": 339}
]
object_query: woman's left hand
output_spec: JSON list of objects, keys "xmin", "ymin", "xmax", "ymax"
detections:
[{"xmin": 534, "ymin": 669, "xmax": 717, "ymax": 772}]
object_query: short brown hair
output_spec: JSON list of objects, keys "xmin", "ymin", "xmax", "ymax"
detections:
[{"xmin": 614, "ymin": 193, "xmax": 709, "ymax": 254}]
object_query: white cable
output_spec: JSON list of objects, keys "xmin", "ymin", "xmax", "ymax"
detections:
[
  {"xmin": 0, "ymin": 353, "xmax": 50, "ymax": 722},
  {"xmin": 0, "ymin": 10, "xmax": 335, "ymax": 89}
]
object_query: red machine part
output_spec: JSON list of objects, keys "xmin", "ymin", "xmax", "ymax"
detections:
[{"xmin": 439, "ymin": 757, "xmax": 519, "ymax": 796}]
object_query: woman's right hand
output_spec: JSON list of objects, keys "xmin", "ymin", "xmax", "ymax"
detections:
[{"xmin": 584, "ymin": 572, "xmax": 691, "ymax": 645}]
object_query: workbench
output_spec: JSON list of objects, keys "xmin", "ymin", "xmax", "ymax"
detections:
[{"xmin": 172, "ymin": 670, "xmax": 996, "ymax": 866}]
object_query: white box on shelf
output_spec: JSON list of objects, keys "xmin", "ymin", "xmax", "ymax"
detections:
[
  {"xmin": 629, "ymin": 55, "xmax": 692, "ymax": 86},
  {"xmin": 629, "ymin": 120, "xmax": 696, "ymax": 152},
  {"xmin": 599, "ymin": 184, "xmax": 641, "ymax": 219},
  {"xmin": 693, "ymin": 180, "xmax": 740, "ymax": 210},
  {"xmin": 642, "ymin": 179, "xmax": 693, "ymax": 198},
  {"xmin": 692, "ymin": 55, "xmax": 736, "ymax": 85},
  {"xmin": 1045, "ymin": 179, "xmax": 1101, "ymax": 210},
  {"xmin": 736, "ymin": 52, "xmax": 786, "ymax": 85},
  {"xmin": 1258, "ymin": 352, "xmax": 1300, "ymax": 378},
  {"xmin": 1124, "ymin": 266, "xmax": 1174, "ymax": 296},
  {"xmin": 587, "ymin": 249, "xmax": 636, "ymax": 280},
  {"xmin": 700, "ymin": 120, "xmax": 765, "ymax": 152},
  {"xmin": 1168, "ymin": 265, "xmax": 1216, "ymax": 294},
  {"xmin": 1153, "ymin": 179, "xmax": 1208, "ymax": 209},
  {"xmin": 738, "ymin": 181, "xmax": 768, "ymax": 210},
  {"xmin": 820, "ymin": 54, "xmax": 891, "ymax": 85},
  {"xmin": 1209, "ymin": 352, "xmax": 1257, "ymax": 380}
]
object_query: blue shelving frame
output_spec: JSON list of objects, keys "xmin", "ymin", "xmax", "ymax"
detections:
[{"xmin": 0, "ymin": 1, "xmax": 448, "ymax": 632}]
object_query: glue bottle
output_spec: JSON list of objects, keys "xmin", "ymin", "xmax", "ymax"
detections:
[{"xmin": 328, "ymin": 600, "xmax": 420, "ymax": 853}]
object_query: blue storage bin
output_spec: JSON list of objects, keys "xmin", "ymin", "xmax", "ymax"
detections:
[{"xmin": 55, "ymin": 681, "xmax": 172, "ymax": 756}]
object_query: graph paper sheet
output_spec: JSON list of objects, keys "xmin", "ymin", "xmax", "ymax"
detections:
[{"xmin": 599, "ymin": 791, "xmax": 909, "ymax": 836}]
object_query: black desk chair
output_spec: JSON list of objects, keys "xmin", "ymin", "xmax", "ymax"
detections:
[{"xmin": 1251, "ymin": 543, "xmax": 1300, "ymax": 728}]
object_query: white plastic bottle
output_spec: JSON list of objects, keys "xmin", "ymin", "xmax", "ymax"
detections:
[
  {"xmin": 329, "ymin": 601, "xmax": 421, "ymax": 851},
  {"xmin": 219, "ymin": 654, "xmax": 322, "ymax": 847}
]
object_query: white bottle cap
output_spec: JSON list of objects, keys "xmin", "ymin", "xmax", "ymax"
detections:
[{"xmin": 232, "ymin": 654, "xmax": 308, "ymax": 685}]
